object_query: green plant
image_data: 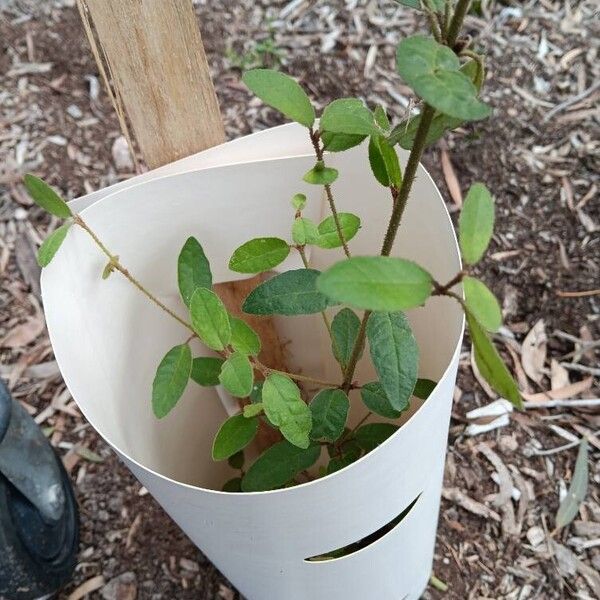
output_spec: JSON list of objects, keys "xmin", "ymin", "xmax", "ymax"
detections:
[
  {"xmin": 225, "ymin": 23, "xmax": 286, "ymax": 71},
  {"xmin": 27, "ymin": 0, "xmax": 521, "ymax": 493}
]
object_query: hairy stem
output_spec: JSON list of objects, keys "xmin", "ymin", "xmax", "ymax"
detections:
[
  {"xmin": 309, "ymin": 128, "xmax": 351, "ymax": 258},
  {"xmin": 446, "ymin": 0, "xmax": 471, "ymax": 48}
]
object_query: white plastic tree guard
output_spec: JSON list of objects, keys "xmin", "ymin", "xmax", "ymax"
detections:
[{"xmin": 42, "ymin": 123, "xmax": 463, "ymax": 600}]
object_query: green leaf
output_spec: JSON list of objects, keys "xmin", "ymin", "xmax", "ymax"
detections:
[
  {"xmin": 466, "ymin": 311, "xmax": 522, "ymax": 408},
  {"xmin": 316, "ymin": 213, "xmax": 361, "ymax": 249},
  {"xmin": 309, "ymin": 389, "xmax": 349, "ymax": 442},
  {"xmin": 369, "ymin": 135, "xmax": 402, "ymax": 188},
  {"xmin": 219, "ymin": 352, "xmax": 254, "ymax": 398},
  {"xmin": 241, "ymin": 441, "xmax": 321, "ymax": 492},
  {"xmin": 367, "ymin": 312, "xmax": 418, "ymax": 412},
  {"xmin": 37, "ymin": 222, "xmax": 71, "ymax": 267},
  {"xmin": 229, "ymin": 237, "xmax": 290, "ymax": 274},
  {"xmin": 228, "ymin": 451, "xmax": 245, "ymax": 470},
  {"xmin": 459, "ymin": 183, "xmax": 495, "ymax": 265},
  {"xmin": 243, "ymin": 269, "xmax": 336, "ymax": 316},
  {"xmin": 190, "ymin": 356, "xmax": 224, "ymax": 386},
  {"xmin": 190, "ymin": 288, "xmax": 231, "ymax": 351},
  {"xmin": 177, "ymin": 237, "xmax": 212, "ymax": 307},
  {"xmin": 303, "ymin": 162, "xmax": 339, "ymax": 185},
  {"xmin": 320, "ymin": 98, "xmax": 378, "ymax": 136},
  {"xmin": 413, "ymin": 378, "xmax": 437, "ymax": 399},
  {"xmin": 242, "ymin": 69, "xmax": 315, "ymax": 127},
  {"xmin": 321, "ymin": 131, "xmax": 367, "ymax": 152},
  {"xmin": 556, "ymin": 438, "xmax": 589, "ymax": 529},
  {"xmin": 229, "ymin": 317, "xmax": 261, "ymax": 355},
  {"xmin": 463, "ymin": 276, "xmax": 502, "ymax": 332},
  {"xmin": 355, "ymin": 422, "xmax": 398, "ymax": 452},
  {"xmin": 360, "ymin": 381, "xmax": 401, "ymax": 419},
  {"xmin": 317, "ymin": 256, "xmax": 433, "ymax": 311},
  {"xmin": 152, "ymin": 344, "xmax": 192, "ymax": 418},
  {"xmin": 243, "ymin": 402, "xmax": 264, "ymax": 418},
  {"xmin": 222, "ymin": 477, "xmax": 242, "ymax": 492},
  {"xmin": 292, "ymin": 217, "xmax": 320, "ymax": 245},
  {"xmin": 396, "ymin": 36, "xmax": 490, "ymax": 121},
  {"xmin": 393, "ymin": 0, "xmax": 445, "ymax": 10},
  {"xmin": 373, "ymin": 105, "xmax": 390, "ymax": 131},
  {"xmin": 23, "ymin": 174, "xmax": 72, "ymax": 218},
  {"xmin": 331, "ymin": 308, "xmax": 362, "ymax": 370},
  {"xmin": 262, "ymin": 373, "xmax": 312, "ymax": 448},
  {"xmin": 291, "ymin": 193, "xmax": 307, "ymax": 210},
  {"xmin": 250, "ymin": 381, "xmax": 263, "ymax": 403},
  {"xmin": 212, "ymin": 413, "xmax": 259, "ymax": 460}
]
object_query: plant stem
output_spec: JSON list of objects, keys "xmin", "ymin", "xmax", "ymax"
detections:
[
  {"xmin": 309, "ymin": 128, "xmax": 351, "ymax": 258},
  {"xmin": 74, "ymin": 215, "xmax": 195, "ymax": 333},
  {"xmin": 446, "ymin": 0, "xmax": 471, "ymax": 48}
]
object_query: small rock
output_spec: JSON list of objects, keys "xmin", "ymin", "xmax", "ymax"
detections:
[
  {"xmin": 179, "ymin": 557, "xmax": 200, "ymax": 572},
  {"xmin": 526, "ymin": 525, "xmax": 545, "ymax": 547},
  {"xmin": 100, "ymin": 572, "xmax": 137, "ymax": 600},
  {"xmin": 66, "ymin": 104, "xmax": 83, "ymax": 119},
  {"xmin": 112, "ymin": 135, "xmax": 134, "ymax": 171},
  {"xmin": 498, "ymin": 435, "xmax": 519, "ymax": 454}
]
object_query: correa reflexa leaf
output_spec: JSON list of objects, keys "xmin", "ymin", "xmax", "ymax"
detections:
[
  {"xmin": 316, "ymin": 213, "xmax": 361, "ymax": 249},
  {"xmin": 243, "ymin": 269, "xmax": 337, "ymax": 316},
  {"xmin": 152, "ymin": 344, "xmax": 192, "ymax": 418},
  {"xmin": 317, "ymin": 256, "xmax": 433, "ymax": 311},
  {"xmin": 466, "ymin": 311, "xmax": 523, "ymax": 408},
  {"xmin": 241, "ymin": 441, "xmax": 321, "ymax": 492},
  {"xmin": 37, "ymin": 222, "xmax": 72, "ymax": 267},
  {"xmin": 218, "ymin": 352, "xmax": 254, "ymax": 398},
  {"xmin": 331, "ymin": 308, "xmax": 363, "ymax": 370},
  {"xmin": 368, "ymin": 134, "xmax": 402, "ymax": 188},
  {"xmin": 190, "ymin": 356, "xmax": 224, "ymax": 386},
  {"xmin": 222, "ymin": 477, "xmax": 242, "ymax": 492},
  {"xmin": 24, "ymin": 174, "xmax": 72, "ymax": 218},
  {"xmin": 360, "ymin": 381, "xmax": 401, "ymax": 419},
  {"xmin": 367, "ymin": 312, "xmax": 418, "ymax": 412},
  {"xmin": 229, "ymin": 237, "xmax": 290, "ymax": 274},
  {"xmin": 262, "ymin": 373, "xmax": 312, "ymax": 449},
  {"xmin": 321, "ymin": 131, "xmax": 367, "ymax": 152},
  {"xmin": 292, "ymin": 217, "xmax": 320, "ymax": 246},
  {"xmin": 242, "ymin": 69, "xmax": 315, "ymax": 127},
  {"xmin": 555, "ymin": 438, "xmax": 589, "ymax": 529},
  {"xmin": 177, "ymin": 237, "xmax": 212, "ymax": 307},
  {"xmin": 413, "ymin": 378, "xmax": 437, "ymax": 399},
  {"xmin": 291, "ymin": 193, "xmax": 307, "ymax": 210},
  {"xmin": 320, "ymin": 98, "xmax": 378, "ymax": 136},
  {"xmin": 355, "ymin": 423, "xmax": 399, "ymax": 452},
  {"xmin": 396, "ymin": 36, "xmax": 490, "ymax": 121},
  {"xmin": 459, "ymin": 183, "xmax": 495, "ymax": 265},
  {"xmin": 309, "ymin": 389, "xmax": 349, "ymax": 442},
  {"xmin": 243, "ymin": 403, "xmax": 264, "ymax": 418},
  {"xmin": 212, "ymin": 413, "xmax": 259, "ymax": 460},
  {"xmin": 228, "ymin": 450, "xmax": 245, "ymax": 469},
  {"xmin": 190, "ymin": 288, "xmax": 231, "ymax": 351},
  {"xmin": 463, "ymin": 276, "xmax": 502, "ymax": 332},
  {"xmin": 229, "ymin": 316, "xmax": 261, "ymax": 356},
  {"xmin": 303, "ymin": 163, "xmax": 339, "ymax": 185}
]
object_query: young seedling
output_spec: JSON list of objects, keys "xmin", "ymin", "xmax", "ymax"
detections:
[{"xmin": 27, "ymin": 0, "xmax": 521, "ymax": 493}]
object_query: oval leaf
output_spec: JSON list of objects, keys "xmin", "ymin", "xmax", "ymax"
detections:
[
  {"xmin": 466, "ymin": 311, "xmax": 522, "ymax": 408},
  {"xmin": 291, "ymin": 193, "xmax": 307, "ymax": 210},
  {"xmin": 309, "ymin": 389, "xmax": 350, "ymax": 442},
  {"xmin": 303, "ymin": 164, "xmax": 339, "ymax": 185},
  {"xmin": 463, "ymin": 276, "xmax": 502, "ymax": 332},
  {"xmin": 331, "ymin": 308, "xmax": 362, "ymax": 370},
  {"xmin": 367, "ymin": 312, "xmax": 418, "ymax": 412},
  {"xmin": 190, "ymin": 288, "xmax": 231, "ymax": 351},
  {"xmin": 413, "ymin": 378, "xmax": 437, "ymax": 399},
  {"xmin": 242, "ymin": 441, "xmax": 321, "ymax": 492},
  {"xmin": 396, "ymin": 36, "xmax": 490, "ymax": 121},
  {"xmin": 355, "ymin": 422, "xmax": 398, "ymax": 452},
  {"xmin": 360, "ymin": 381, "xmax": 401, "ymax": 419},
  {"xmin": 369, "ymin": 135, "xmax": 402, "ymax": 188},
  {"xmin": 178, "ymin": 237, "xmax": 212, "ymax": 307},
  {"xmin": 24, "ymin": 174, "xmax": 72, "ymax": 218},
  {"xmin": 317, "ymin": 256, "xmax": 433, "ymax": 311},
  {"xmin": 292, "ymin": 217, "xmax": 320, "ymax": 246},
  {"xmin": 316, "ymin": 213, "xmax": 361, "ymax": 249},
  {"xmin": 152, "ymin": 344, "xmax": 192, "ymax": 418},
  {"xmin": 459, "ymin": 183, "xmax": 495, "ymax": 265},
  {"xmin": 321, "ymin": 131, "xmax": 367, "ymax": 152},
  {"xmin": 229, "ymin": 237, "xmax": 290, "ymax": 274},
  {"xmin": 219, "ymin": 352, "xmax": 254, "ymax": 398},
  {"xmin": 190, "ymin": 356, "xmax": 224, "ymax": 386},
  {"xmin": 242, "ymin": 69, "xmax": 315, "ymax": 127},
  {"xmin": 229, "ymin": 317, "xmax": 261, "ymax": 355},
  {"xmin": 262, "ymin": 373, "xmax": 312, "ymax": 448},
  {"xmin": 37, "ymin": 222, "xmax": 71, "ymax": 267},
  {"xmin": 243, "ymin": 402, "xmax": 264, "ymax": 418},
  {"xmin": 320, "ymin": 98, "xmax": 378, "ymax": 135},
  {"xmin": 212, "ymin": 413, "xmax": 259, "ymax": 460},
  {"xmin": 243, "ymin": 269, "xmax": 336, "ymax": 316}
]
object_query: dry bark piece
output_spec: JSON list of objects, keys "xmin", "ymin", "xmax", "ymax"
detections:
[{"xmin": 521, "ymin": 319, "xmax": 547, "ymax": 384}]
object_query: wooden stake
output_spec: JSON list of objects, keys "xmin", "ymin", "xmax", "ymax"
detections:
[{"xmin": 79, "ymin": 0, "xmax": 283, "ymax": 447}]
